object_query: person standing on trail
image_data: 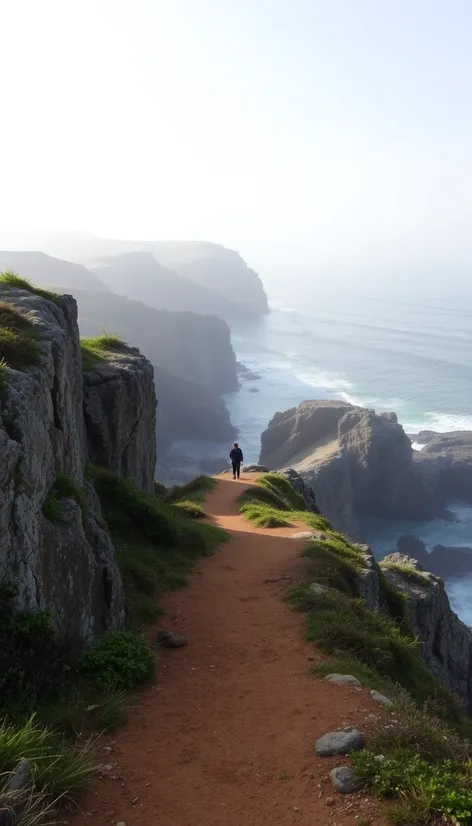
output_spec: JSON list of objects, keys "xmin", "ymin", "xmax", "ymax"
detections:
[{"xmin": 229, "ymin": 442, "xmax": 243, "ymax": 479}]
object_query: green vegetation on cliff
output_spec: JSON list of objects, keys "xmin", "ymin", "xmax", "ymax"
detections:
[
  {"xmin": 0, "ymin": 270, "xmax": 58, "ymax": 302},
  {"xmin": 244, "ymin": 473, "xmax": 472, "ymax": 826},
  {"xmin": 87, "ymin": 465, "xmax": 227, "ymax": 626},
  {"xmin": 80, "ymin": 333, "xmax": 128, "ymax": 371},
  {"xmin": 238, "ymin": 472, "xmax": 330, "ymax": 531}
]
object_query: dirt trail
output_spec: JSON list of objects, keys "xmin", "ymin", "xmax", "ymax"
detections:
[{"xmin": 73, "ymin": 474, "xmax": 384, "ymax": 826}]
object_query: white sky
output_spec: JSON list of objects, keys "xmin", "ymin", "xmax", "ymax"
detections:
[{"xmin": 2, "ymin": 0, "xmax": 472, "ymax": 288}]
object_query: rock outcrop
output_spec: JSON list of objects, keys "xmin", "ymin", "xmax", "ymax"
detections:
[
  {"xmin": 0, "ymin": 287, "xmax": 124, "ymax": 638},
  {"xmin": 83, "ymin": 347, "xmax": 157, "ymax": 493},
  {"xmin": 278, "ymin": 468, "xmax": 319, "ymax": 513},
  {"xmin": 393, "ymin": 536, "xmax": 472, "ymax": 579},
  {"xmin": 413, "ymin": 431, "xmax": 472, "ymax": 506},
  {"xmin": 380, "ymin": 555, "xmax": 472, "ymax": 707},
  {"xmin": 260, "ymin": 400, "xmax": 436, "ymax": 536}
]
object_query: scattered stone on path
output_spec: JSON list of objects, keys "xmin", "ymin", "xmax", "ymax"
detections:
[
  {"xmin": 308, "ymin": 583, "xmax": 328, "ymax": 596},
  {"xmin": 155, "ymin": 629, "xmax": 188, "ymax": 648},
  {"xmin": 315, "ymin": 728, "xmax": 364, "ymax": 756},
  {"xmin": 371, "ymin": 689, "xmax": 394, "ymax": 708},
  {"xmin": 325, "ymin": 674, "xmax": 362, "ymax": 687},
  {"xmin": 242, "ymin": 464, "xmax": 269, "ymax": 472},
  {"xmin": 291, "ymin": 531, "xmax": 316, "ymax": 540},
  {"xmin": 330, "ymin": 766, "xmax": 361, "ymax": 794},
  {"xmin": 6, "ymin": 758, "xmax": 31, "ymax": 792}
]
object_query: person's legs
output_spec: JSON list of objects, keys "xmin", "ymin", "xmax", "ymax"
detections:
[
  {"xmin": 236, "ymin": 463, "xmax": 241, "ymax": 479},
  {"xmin": 232, "ymin": 461, "xmax": 237, "ymax": 479}
]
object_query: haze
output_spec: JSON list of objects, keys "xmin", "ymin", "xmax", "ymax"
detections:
[{"xmin": 2, "ymin": 0, "xmax": 472, "ymax": 297}]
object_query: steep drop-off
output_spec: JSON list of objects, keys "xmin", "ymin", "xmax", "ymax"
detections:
[{"xmin": 0, "ymin": 287, "xmax": 125, "ymax": 638}]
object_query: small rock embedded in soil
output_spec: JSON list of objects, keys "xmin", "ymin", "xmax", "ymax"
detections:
[
  {"xmin": 291, "ymin": 531, "xmax": 316, "ymax": 540},
  {"xmin": 371, "ymin": 689, "xmax": 394, "ymax": 708},
  {"xmin": 309, "ymin": 582, "xmax": 329, "ymax": 595},
  {"xmin": 155, "ymin": 629, "xmax": 188, "ymax": 648},
  {"xmin": 325, "ymin": 674, "xmax": 362, "ymax": 687},
  {"xmin": 6, "ymin": 758, "xmax": 31, "ymax": 791},
  {"xmin": 330, "ymin": 765, "xmax": 361, "ymax": 794},
  {"xmin": 315, "ymin": 728, "xmax": 364, "ymax": 756}
]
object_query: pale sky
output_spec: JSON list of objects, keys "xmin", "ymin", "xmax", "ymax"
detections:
[{"xmin": 2, "ymin": 0, "xmax": 472, "ymax": 289}]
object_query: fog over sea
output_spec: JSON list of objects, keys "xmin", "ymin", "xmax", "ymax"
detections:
[{"xmin": 224, "ymin": 291, "xmax": 472, "ymax": 625}]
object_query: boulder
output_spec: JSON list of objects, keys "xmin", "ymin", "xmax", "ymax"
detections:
[
  {"xmin": 315, "ymin": 728, "xmax": 364, "ymax": 756},
  {"xmin": 6, "ymin": 759, "xmax": 31, "ymax": 792},
  {"xmin": 325, "ymin": 674, "xmax": 362, "ymax": 687},
  {"xmin": 371, "ymin": 690, "xmax": 394, "ymax": 708},
  {"xmin": 156, "ymin": 629, "xmax": 188, "ymax": 648},
  {"xmin": 329, "ymin": 766, "xmax": 361, "ymax": 794}
]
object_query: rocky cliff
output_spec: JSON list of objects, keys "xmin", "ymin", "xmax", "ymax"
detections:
[
  {"xmin": 413, "ymin": 430, "xmax": 472, "ymax": 506},
  {"xmin": 380, "ymin": 554, "xmax": 472, "ymax": 707},
  {"xmin": 83, "ymin": 347, "xmax": 157, "ymax": 493},
  {"xmin": 260, "ymin": 400, "xmax": 436, "ymax": 536},
  {"xmin": 0, "ymin": 286, "xmax": 139, "ymax": 638}
]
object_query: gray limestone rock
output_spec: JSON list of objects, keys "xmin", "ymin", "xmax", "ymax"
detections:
[
  {"xmin": 0, "ymin": 288, "xmax": 124, "ymax": 638},
  {"xmin": 315, "ymin": 728, "xmax": 364, "ymax": 756},
  {"xmin": 291, "ymin": 531, "xmax": 316, "ymax": 540},
  {"xmin": 83, "ymin": 347, "xmax": 156, "ymax": 492},
  {"xmin": 278, "ymin": 468, "xmax": 319, "ymax": 513},
  {"xmin": 325, "ymin": 674, "xmax": 362, "ymax": 687},
  {"xmin": 6, "ymin": 759, "xmax": 31, "ymax": 792},
  {"xmin": 329, "ymin": 766, "xmax": 360, "ymax": 794},
  {"xmin": 371, "ymin": 690, "xmax": 394, "ymax": 708},
  {"xmin": 308, "ymin": 583, "xmax": 329, "ymax": 596}
]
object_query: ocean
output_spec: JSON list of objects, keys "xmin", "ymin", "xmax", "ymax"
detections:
[{"xmin": 224, "ymin": 291, "xmax": 472, "ymax": 625}]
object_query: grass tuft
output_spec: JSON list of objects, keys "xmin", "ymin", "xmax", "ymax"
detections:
[
  {"xmin": 238, "ymin": 474, "xmax": 331, "ymax": 532},
  {"xmin": 42, "ymin": 474, "xmax": 88, "ymax": 524},
  {"xmin": 0, "ymin": 271, "xmax": 58, "ymax": 302},
  {"xmin": 165, "ymin": 475, "xmax": 216, "ymax": 505},
  {"xmin": 80, "ymin": 333, "xmax": 128, "ymax": 372},
  {"xmin": 381, "ymin": 562, "xmax": 431, "ymax": 586},
  {"xmin": 0, "ymin": 300, "xmax": 42, "ymax": 372}
]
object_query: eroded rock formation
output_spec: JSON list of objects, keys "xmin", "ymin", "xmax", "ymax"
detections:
[{"xmin": 0, "ymin": 288, "xmax": 126, "ymax": 638}]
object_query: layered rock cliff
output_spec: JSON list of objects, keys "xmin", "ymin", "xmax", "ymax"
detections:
[
  {"xmin": 260, "ymin": 400, "xmax": 436, "ymax": 536},
  {"xmin": 0, "ymin": 287, "xmax": 125, "ymax": 638},
  {"xmin": 83, "ymin": 347, "xmax": 157, "ymax": 493},
  {"xmin": 380, "ymin": 554, "xmax": 472, "ymax": 708}
]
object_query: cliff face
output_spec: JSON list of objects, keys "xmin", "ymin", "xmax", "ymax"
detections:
[
  {"xmin": 414, "ymin": 431, "xmax": 472, "ymax": 506},
  {"xmin": 0, "ymin": 288, "xmax": 124, "ymax": 638},
  {"xmin": 83, "ymin": 348, "xmax": 157, "ymax": 493},
  {"xmin": 260, "ymin": 400, "xmax": 436, "ymax": 536},
  {"xmin": 151, "ymin": 241, "xmax": 269, "ymax": 316},
  {"xmin": 380, "ymin": 555, "xmax": 472, "ymax": 708}
]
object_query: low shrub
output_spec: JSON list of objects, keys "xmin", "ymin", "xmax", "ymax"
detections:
[
  {"xmin": 353, "ymin": 749, "xmax": 472, "ymax": 826},
  {"xmin": 80, "ymin": 631, "xmax": 155, "ymax": 691}
]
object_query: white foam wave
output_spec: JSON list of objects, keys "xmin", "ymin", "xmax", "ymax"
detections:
[
  {"xmin": 402, "ymin": 412, "xmax": 472, "ymax": 433},
  {"xmin": 295, "ymin": 370, "xmax": 353, "ymax": 392}
]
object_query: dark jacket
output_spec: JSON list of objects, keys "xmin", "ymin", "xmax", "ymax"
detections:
[{"xmin": 230, "ymin": 447, "xmax": 243, "ymax": 464}]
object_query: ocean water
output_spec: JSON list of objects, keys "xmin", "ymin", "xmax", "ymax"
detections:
[{"xmin": 224, "ymin": 291, "xmax": 472, "ymax": 624}]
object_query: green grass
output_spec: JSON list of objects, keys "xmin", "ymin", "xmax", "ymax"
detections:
[
  {"xmin": 87, "ymin": 465, "xmax": 227, "ymax": 625},
  {"xmin": 174, "ymin": 500, "xmax": 207, "ymax": 519},
  {"xmin": 0, "ymin": 270, "xmax": 58, "ymax": 302},
  {"xmin": 381, "ymin": 561, "xmax": 431, "ymax": 586},
  {"xmin": 80, "ymin": 333, "xmax": 128, "ymax": 372},
  {"xmin": 237, "ymin": 474, "xmax": 331, "ymax": 532},
  {"xmin": 165, "ymin": 475, "xmax": 216, "ymax": 505},
  {"xmin": 270, "ymin": 469, "xmax": 472, "ymax": 826},
  {"xmin": 0, "ymin": 716, "xmax": 94, "ymax": 801},
  {"xmin": 0, "ymin": 299, "xmax": 42, "ymax": 372},
  {"xmin": 42, "ymin": 474, "xmax": 88, "ymax": 524}
]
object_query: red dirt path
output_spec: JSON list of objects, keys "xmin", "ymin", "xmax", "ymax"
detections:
[{"xmin": 71, "ymin": 474, "xmax": 385, "ymax": 826}]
